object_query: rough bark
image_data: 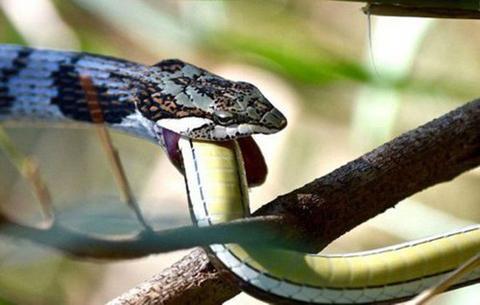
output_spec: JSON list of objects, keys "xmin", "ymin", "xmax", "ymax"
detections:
[
  {"xmin": 106, "ymin": 248, "xmax": 238, "ymax": 305},
  {"xmin": 109, "ymin": 100, "xmax": 480, "ymax": 305}
]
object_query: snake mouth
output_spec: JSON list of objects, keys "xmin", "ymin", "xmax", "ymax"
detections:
[
  {"xmin": 207, "ymin": 124, "xmax": 282, "ymax": 141},
  {"xmin": 160, "ymin": 128, "xmax": 267, "ymax": 187},
  {"xmin": 156, "ymin": 117, "xmax": 285, "ymax": 141}
]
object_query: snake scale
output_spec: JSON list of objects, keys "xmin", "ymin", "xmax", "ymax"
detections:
[{"xmin": 1, "ymin": 45, "xmax": 479, "ymax": 304}]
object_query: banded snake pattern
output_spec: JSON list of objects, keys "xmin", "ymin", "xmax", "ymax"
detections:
[{"xmin": 0, "ymin": 45, "xmax": 478, "ymax": 304}]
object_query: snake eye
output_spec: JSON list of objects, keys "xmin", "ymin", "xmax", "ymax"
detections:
[{"xmin": 214, "ymin": 111, "xmax": 234, "ymax": 125}]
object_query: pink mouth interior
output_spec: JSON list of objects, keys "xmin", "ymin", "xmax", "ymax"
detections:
[{"xmin": 161, "ymin": 128, "xmax": 267, "ymax": 187}]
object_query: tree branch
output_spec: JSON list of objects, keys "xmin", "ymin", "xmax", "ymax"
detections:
[
  {"xmin": 258, "ymin": 99, "xmax": 480, "ymax": 247},
  {"xmin": 344, "ymin": 0, "xmax": 480, "ymax": 19},
  {"xmin": 110, "ymin": 100, "xmax": 480, "ymax": 305}
]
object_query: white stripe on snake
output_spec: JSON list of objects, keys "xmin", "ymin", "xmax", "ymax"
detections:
[{"xmin": 1, "ymin": 45, "xmax": 478, "ymax": 304}]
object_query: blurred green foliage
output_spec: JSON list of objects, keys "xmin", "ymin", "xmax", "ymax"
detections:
[{"xmin": 0, "ymin": 297, "xmax": 14, "ymax": 305}]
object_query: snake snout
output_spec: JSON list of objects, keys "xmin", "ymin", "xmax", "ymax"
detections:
[{"xmin": 262, "ymin": 108, "xmax": 287, "ymax": 130}]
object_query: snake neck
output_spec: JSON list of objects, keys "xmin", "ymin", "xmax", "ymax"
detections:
[{"xmin": 0, "ymin": 44, "xmax": 162, "ymax": 142}]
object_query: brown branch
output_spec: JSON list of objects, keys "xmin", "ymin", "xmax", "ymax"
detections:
[
  {"xmin": 342, "ymin": 0, "xmax": 480, "ymax": 19},
  {"xmin": 106, "ymin": 248, "xmax": 239, "ymax": 305},
  {"xmin": 364, "ymin": 4, "xmax": 480, "ymax": 19},
  {"xmin": 259, "ymin": 99, "xmax": 480, "ymax": 247},
  {"xmin": 110, "ymin": 100, "xmax": 480, "ymax": 305}
]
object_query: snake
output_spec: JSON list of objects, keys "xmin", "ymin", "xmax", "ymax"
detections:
[{"xmin": 0, "ymin": 44, "xmax": 479, "ymax": 304}]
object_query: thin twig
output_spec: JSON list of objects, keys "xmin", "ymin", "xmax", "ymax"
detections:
[
  {"xmin": 403, "ymin": 253, "xmax": 480, "ymax": 305},
  {"xmin": 0, "ymin": 126, "xmax": 54, "ymax": 227},
  {"xmin": 79, "ymin": 75, "xmax": 152, "ymax": 231}
]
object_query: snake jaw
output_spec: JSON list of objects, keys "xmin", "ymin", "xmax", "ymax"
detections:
[
  {"xmin": 159, "ymin": 127, "xmax": 267, "ymax": 187},
  {"xmin": 155, "ymin": 117, "xmax": 214, "ymax": 138},
  {"xmin": 154, "ymin": 111, "xmax": 286, "ymax": 141}
]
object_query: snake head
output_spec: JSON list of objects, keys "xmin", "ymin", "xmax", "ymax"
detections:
[{"xmin": 140, "ymin": 59, "xmax": 287, "ymax": 141}]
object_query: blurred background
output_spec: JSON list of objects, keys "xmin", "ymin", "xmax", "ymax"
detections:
[{"xmin": 0, "ymin": 0, "xmax": 479, "ymax": 304}]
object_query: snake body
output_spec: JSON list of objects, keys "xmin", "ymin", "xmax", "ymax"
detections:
[{"xmin": 1, "ymin": 45, "xmax": 479, "ymax": 304}]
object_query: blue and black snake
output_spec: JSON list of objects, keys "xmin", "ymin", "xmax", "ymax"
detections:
[{"xmin": 0, "ymin": 44, "xmax": 286, "ymax": 143}]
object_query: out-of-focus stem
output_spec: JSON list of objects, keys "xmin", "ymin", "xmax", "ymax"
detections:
[
  {"xmin": 79, "ymin": 75, "xmax": 152, "ymax": 231},
  {"xmin": 0, "ymin": 126, "xmax": 54, "ymax": 227},
  {"xmin": 404, "ymin": 253, "xmax": 480, "ymax": 305}
]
